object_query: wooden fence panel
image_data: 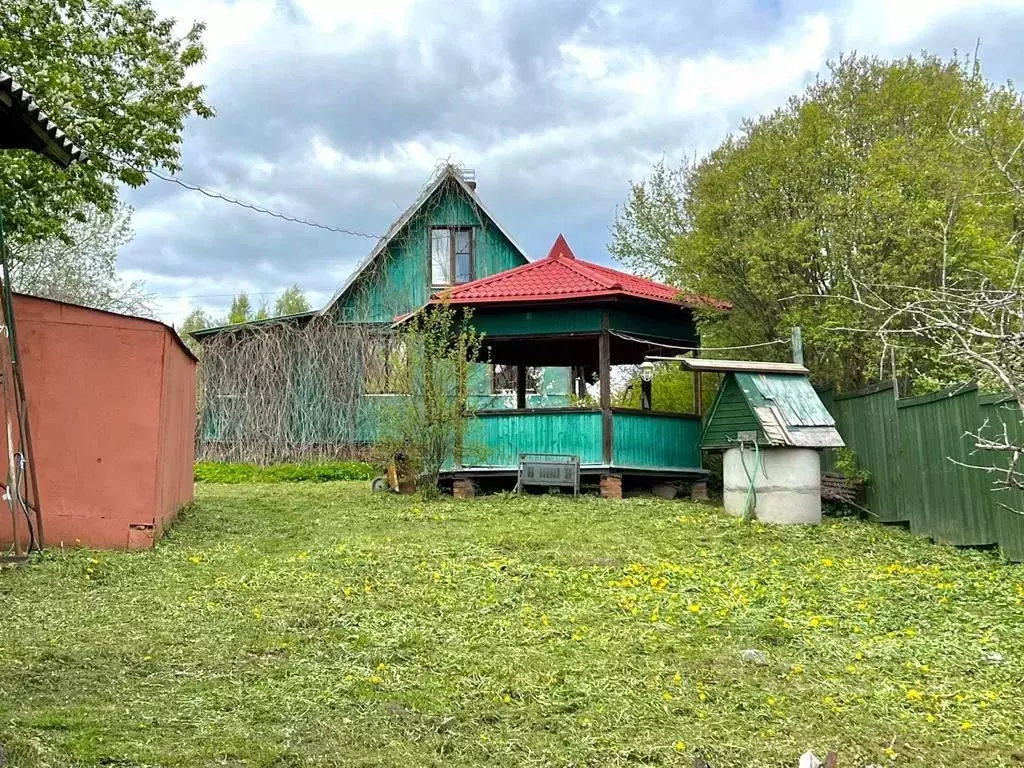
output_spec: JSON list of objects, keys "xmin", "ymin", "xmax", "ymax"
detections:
[
  {"xmin": 896, "ymin": 386, "xmax": 997, "ymax": 547},
  {"xmin": 979, "ymin": 394, "xmax": 1024, "ymax": 561},
  {"xmin": 831, "ymin": 384, "xmax": 906, "ymax": 522}
]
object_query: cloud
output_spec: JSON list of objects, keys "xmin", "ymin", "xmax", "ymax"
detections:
[{"xmin": 124, "ymin": 0, "xmax": 1024, "ymax": 325}]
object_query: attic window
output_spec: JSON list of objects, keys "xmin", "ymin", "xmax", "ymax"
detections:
[{"xmin": 431, "ymin": 227, "xmax": 474, "ymax": 286}]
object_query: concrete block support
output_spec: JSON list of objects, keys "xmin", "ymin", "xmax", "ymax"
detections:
[
  {"xmin": 600, "ymin": 473, "xmax": 623, "ymax": 500},
  {"xmin": 453, "ymin": 478, "xmax": 477, "ymax": 499}
]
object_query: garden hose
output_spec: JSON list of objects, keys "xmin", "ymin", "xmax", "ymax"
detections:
[{"xmin": 738, "ymin": 438, "xmax": 759, "ymax": 522}]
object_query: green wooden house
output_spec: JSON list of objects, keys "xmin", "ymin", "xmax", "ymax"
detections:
[
  {"xmin": 192, "ymin": 166, "xmax": 571, "ymax": 458},
  {"xmin": 192, "ymin": 166, "xmax": 728, "ymax": 487}
]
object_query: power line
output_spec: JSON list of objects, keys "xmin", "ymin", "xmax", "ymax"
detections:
[
  {"xmin": 97, "ymin": 150, "xmax": 386, "ymax": 239},
  {"xmin": 150, "ymin": 289, "xmax": 331, "ymax": 301},
  {"xmin": 609, "ymin": 330, "xmax": 789, "ymax": 353}
]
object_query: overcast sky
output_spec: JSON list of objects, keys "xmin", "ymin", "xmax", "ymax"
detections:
[{"xmin": 123, "ymin": 0, "xmax": 1024, "ymax": 325}]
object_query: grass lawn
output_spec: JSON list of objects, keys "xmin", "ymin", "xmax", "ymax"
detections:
[{"xmin": 2, "ymin": 484, "xmax": 1024, "ymax": 767}]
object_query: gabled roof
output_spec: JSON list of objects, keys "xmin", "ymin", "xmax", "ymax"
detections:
[
  {"xmin": 436, "ymin": 234, "xmax": 730, "ymax": 309},
  {"xmin": 702, "ymin": 370, "xmax": 844, "ymax": 449},
  {"xmin": 320, "ymin": 165, "xmax": 527, "ymax": 316},
  {"xmin": 0, "ymin": 72, "xmax": 86, "ymax": 167}
]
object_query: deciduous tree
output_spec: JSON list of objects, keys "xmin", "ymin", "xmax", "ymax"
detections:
[
  {"xmin": 8, "ymin": 203, "xmax": 154, "ymax": 316},
  {"xmin": 611, "ymin": 53, "xmax": 1024, "ymax": 390},
  {"xmin": 0, "ymin": 0, "xmax": 213, "ymax": 242}
]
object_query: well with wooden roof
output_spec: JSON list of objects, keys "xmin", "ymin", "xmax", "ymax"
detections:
[
  {"xmin": 432, "ymin": 235, "xmax": 730, "ymax": 495},
  {"xmin": 677, "ymin": 358, "xmax": 845, "ymax": 524}
]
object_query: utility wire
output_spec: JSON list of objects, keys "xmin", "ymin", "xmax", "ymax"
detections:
[
  {"xmin": 609, "ymin": 330, "xmax": 789, "ymax": 353},
  {"xmin": 97, "ymin": 150, "xmax": 386, "ymax": 240}
]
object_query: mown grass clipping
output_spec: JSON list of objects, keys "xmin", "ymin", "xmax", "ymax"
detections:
[
  {"xmin": 194, "ymin": 460, "xmax": 375, "ymax": 483},
  {"xmin": 2, "ymin": 483, "xmax": 1023, "ymax": 767}
]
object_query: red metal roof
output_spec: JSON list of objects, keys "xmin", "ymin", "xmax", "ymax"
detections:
[{"xmin": 435, "ymin": 234, "xmax": 729, "ymax": 309}]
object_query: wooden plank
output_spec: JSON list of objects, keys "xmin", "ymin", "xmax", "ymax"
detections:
[{"xmin": 599, "ymin": 313, "xmax": 612, "ymax": 464}]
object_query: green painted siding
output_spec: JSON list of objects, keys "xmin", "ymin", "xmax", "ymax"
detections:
[
  {"xmin": 471, "ymin": 308, "xmax": 604, "ymax": 337},
  {"xmin": 463, "ymin": 411, "xmax": 604, "ymax": 467},
  {"xmin": 613, "ymin": 412, "xmax": 702, "ymax": 469},
  {"xmin": 335, "ymin": 190, "xmax": 526, "ymax": 323},
  {"xmin": 700, "ymin": 377, "xmax": 762, "ymax": 449},
  {"xmin": 607, "ymin": 308, "xmax": 696, "ymax": 343}
]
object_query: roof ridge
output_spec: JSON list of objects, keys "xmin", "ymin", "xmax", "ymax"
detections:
[{"xmin": 558, "ymin": 257, "xmax": 622, "ymax": 290}]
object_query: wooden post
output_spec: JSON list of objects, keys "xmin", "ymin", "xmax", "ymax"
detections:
[
  {"xmin": 516, "ymin": 364, "xmax": 527, "ymax": 410},
  {"xmin": 693, "ymin": 368, "xmax": 703, "ymax": 418},
  {"xmin": 791, "ymin": 326, "xmax": 804, "ymax": 366},
  {"xmin": 574, "ymin": 366, "xmax": 588, "ymax": 401},
  {"xmin": 599, "ymin": 316, "xmax": 612, "ymax": 464}
]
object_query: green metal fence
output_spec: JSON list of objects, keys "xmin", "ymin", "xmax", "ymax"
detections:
[{"xmin": 824, "ymin": 383, "xmax": 1024, "ymax": 561}]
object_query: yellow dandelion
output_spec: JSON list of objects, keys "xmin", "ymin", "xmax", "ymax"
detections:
[
  {"xmin": 846, "ymin": 664, "xmax": 857, "ymax": 674},
  {"xmin": 790, "ymin": 664, "xmax": 804, "ymax": 675},
  {"xmin": 368, "ymin": 675, "xmax": 383, "ymax": 685},
  {"xmin": 687, "ymin": 603, "xmax": 701, "ymax": 614},
  {"xmin": 906, "ymin": 689, "xmax": 923, "ymax": 701},
  {"xmin": 926, "ymin": 714, "xmax": 937, "ymax": 723},
  {"xmin": 821, "ymin": 558, "xmax": 834, "ymax": 567},
  {"xmin": 662, "ymin": 691, "xmax": 674, "ymax": 701},
  {"xmin": 672, "ymin": 672, "xmax": 682, "ymax": 685},
  {"xmin": 961, "ymin": 721, "xmax": 973, "ymax": 731},
  {"xmin": 674, "ymin": 741, "xmax": 686, "ymax": 753}
]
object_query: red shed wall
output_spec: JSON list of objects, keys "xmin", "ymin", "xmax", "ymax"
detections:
[
  {"xmin": 0, "ymin": 295, "xmax": 195, "ymax": 549},
  {"xmin": 153, "ymin": 329, "xmax": 197, "ymax": 544}
]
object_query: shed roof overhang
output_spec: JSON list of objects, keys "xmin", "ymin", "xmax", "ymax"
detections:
[{"xmin": 0, "ymin": 72, "xmax": 86, "ymax": 167}]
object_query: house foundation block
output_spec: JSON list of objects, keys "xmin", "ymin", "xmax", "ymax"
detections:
[
  {"xmin": 600, "ymin": 473, "xmax": 623, "ymax": 500},
  {"xmin": 690, "ymin": 480, "xmax": 710, "ymax": 502},
  {"xmin": 453, "ymin": 478, "xmax": 477, "ymax": 499}
]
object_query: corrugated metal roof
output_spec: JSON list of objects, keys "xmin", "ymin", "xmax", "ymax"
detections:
[
  {"xmin": 733, "ymin": 372, "xmax": 844, "ymax": 448},
  {"xmin": 0, "ymin": 72, "xmax": 86, "ymax": 167},
  {"xmin": 438, "ymin": 234, "xmax": 730, "ymax": 309},
  {"xmin": 189, "ymin": 310, "xmax": 317, "ymax": 340}
]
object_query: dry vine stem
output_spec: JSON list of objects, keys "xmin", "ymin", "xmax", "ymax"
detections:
[{"xmin": 194, "ymin": 162, "xmax": 494, "ymax": 465}]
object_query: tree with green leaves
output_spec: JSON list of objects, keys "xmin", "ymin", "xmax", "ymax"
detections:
[
  {"xmin": 8, "ymin": 203, "xmax": 154, "ymax": 317},
  {"xmin": 375, "ymin": 302, "xmax": 482, "ymax": 499},
  {"xmin": 275, "ymin": 284, "xmax": 312, "ymax": 316},
  {"xmin": 611, "ymin": 53, "xmax": 1024, "ymax": 390},
  {"xmin": 0, "ymin": 0, "xmax": 213, "ymax": 244},
  {"xmin": 227, "ymin": 293, "xmax": 253, "ymax": 325}
]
